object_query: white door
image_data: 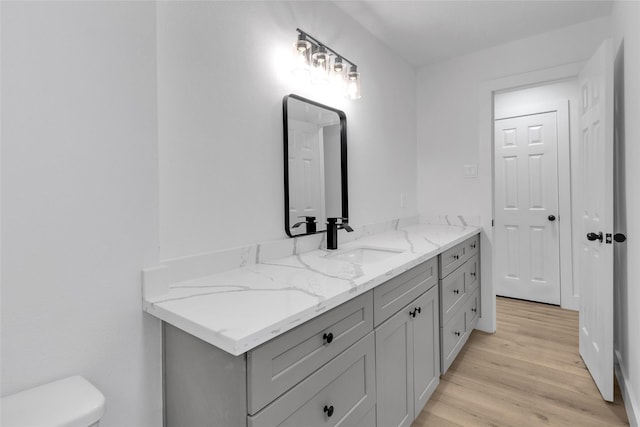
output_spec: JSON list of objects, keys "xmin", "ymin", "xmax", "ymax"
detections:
[
  {"xmin": 577, "ymin": 39, "xmax": 614, "ymax": 402},
  {"xmin": 288, "ymin": 119, "xmax": 325, "ymax": 229},
  {"xmin": 494, "ymin": 111, "xmax": 561, "ymax": 304}
]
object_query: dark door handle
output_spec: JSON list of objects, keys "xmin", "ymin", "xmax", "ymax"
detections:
[
  {"xmin": 548, "ymin": 215, "xmax": 556, "ymax": 222},
  {"xmin": 587, "ymin": 232, "xmax": 603, "ymax": 242},
  {"xmin": 614, "ymin": 233, "xmax": 627, "ymax": 243}
]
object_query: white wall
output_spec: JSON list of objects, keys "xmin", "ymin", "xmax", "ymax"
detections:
[
  {"xmin": 1, "ymin": 2, "xmax": 162, "ymax": 426},
  {"xmin": 416, "ymin": 17, "xmax": 610, "ymax": 331},
  {"xmin": 611, "ymin": 1, "xmax": 640, "ymax": 424},
  {"xmin": 1, "ymin": 1, "xmax": 417, "ymax": 425},
  {"xmin": 157, "ymin": 1, "xmax": 418, "ymax": 259},
  {"xmin": 416, "ymin": 16, "xmax": 609, "ymax": 218}
]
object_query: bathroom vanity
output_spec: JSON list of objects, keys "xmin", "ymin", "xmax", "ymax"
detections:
[{"xmin": 143, "ymin": 223, "xmax": 481, "ymax": 427}]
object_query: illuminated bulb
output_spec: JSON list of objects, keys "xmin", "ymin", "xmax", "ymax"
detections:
[{"xmin": 311, "ymin": 46, "xmax": 330, "ymax": 85}]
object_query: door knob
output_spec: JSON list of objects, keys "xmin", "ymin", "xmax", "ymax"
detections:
[
  {"xmin": 548, "ymin": 215, "xmax": 556, "ymax": 222},
  {"xmin": 614, "ymin": 233, "xmax": 627, "ymax": 243},
  {"xmin": 587, "ymin": 232, "xmax": 603, "ymax": 242}
]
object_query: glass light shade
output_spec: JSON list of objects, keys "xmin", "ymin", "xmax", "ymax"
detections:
[
  {"xmin": 347, "ymin": 67, "xmax": 361, "ymax": 99},
  {"xmin": 330, "ymin": 57, "xmax": 347, "ymax": 92},
  {"xmin": 291, "ymin": 36, "xmax": 311, "ymax": 76}
]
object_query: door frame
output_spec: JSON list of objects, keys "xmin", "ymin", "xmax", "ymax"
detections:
[
  {"xmin": 475, "ymin": 62, "xmax": 584, "ymax": 333},
  {"xmin": 493, "ymin": 100, "xmax": 575, "ymax": 309}
]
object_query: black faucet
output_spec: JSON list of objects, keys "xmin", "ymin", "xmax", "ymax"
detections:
[
  {"xmin": 292, "ymin": 216, "xmax": 317, "ymax": 234},
  {"xmin": 326, "ymin": 217, "xmax": 353, "ymax": 250}
]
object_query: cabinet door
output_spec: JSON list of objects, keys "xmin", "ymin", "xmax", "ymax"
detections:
[
  {"xmin": 411, "ymin": 286, "xmax": 440, "ymax": 417},
  {"xmin": 375, "ymin": 306, "xmax": 414, "ymax": 427}
]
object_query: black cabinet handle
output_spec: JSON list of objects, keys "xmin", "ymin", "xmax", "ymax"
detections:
[
  {"xmin": 548, "ymin": 215, "xmax": 556, "ymax": 222},
  {"xmin": 470, "ymin": 271, "xmax": 476, "ymax": 277},
  {"xmin": 323, "ymin": 332, "xmax": 334, "ymax": 344},
  {"xmin": 471, "ymin": 243, "xmax": 476, "ymax": 249},
  {"xmin": 409, "ymin": 309, "xmax": 416, "ymax": 318},
  {"xmin": 416, "ymin": 307, "xmax": 422, "ymax": 314},
  {"xmin": 453, "ymin": 289, "xmax": 460, "ymax": 295},
  {"xmin": 453, "ymin": 254, "xmax": 460, "ymax": 260},
  {"xmin": 454, "ymin": 331, "xmax": 461, "ymax": 337},
  {"xmin": 324, "ymin": 405, "xmax": 334, "ymax": 417},
  {"xmin": 471, "ymin": 308, "xmax": 477, "ymax": 313},
  {"xmin": 587, "ymin": 232, "xmax": 603, "ymax": 242}
]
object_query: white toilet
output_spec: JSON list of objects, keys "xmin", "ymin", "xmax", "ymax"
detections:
[{"xmin": 1, "ymin": 375, "xmax": 105, "ymax": 427}]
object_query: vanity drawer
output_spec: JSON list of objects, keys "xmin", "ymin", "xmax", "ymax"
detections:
[
  {"xmin": 373, "ymin": 257, "xmax": 437, "ymax": 327},
  {"xmin": 466, "ymin": 289, "xmax": 480, "ymax": 331},
  {"xmin": 439, "ymin": 265, "xmax": 467, "ymax": 325},
  {"xmin": 465, "ymin": 254, "xmax": 480, "ymax": 295},
  {"xmin": 248, "ymin": 333, "xmax": 376, "ymax": 427},
  {"xmin": 439, "ymin": 235, "xmax": 478, "ymax": 278},
  {"xmin": 441, "ymin": 312, "xmax": 467, "ymax": 373},
  {"xmin": 465, "ymin": 234, "xmax": 479, "ymax": 259},
  {"xmin": 247, "ymin": 292, "xmax": 373, "ymax": 414}
]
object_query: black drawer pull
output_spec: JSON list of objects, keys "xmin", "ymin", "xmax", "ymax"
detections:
[
  {"xmin": 470, "ymin": 271, "xmax": 476, "ymax": 277},
  {"xmin": 471, "ymin": 243, "xmax": 476, "ymax": 249},
  {"xmin": 324, "ymin": 405, "xmax": 334, "ymax": 417},
  {"xmin": 453, "ymin": 254, "xmax": 460, "ymax": 260},
  {"xmin": 410, "ymin": 309, "xmax": 416, "ymax": 317},
  {"xmin": 323, "ymin": 332, "xmax": 334, "ymax": 344},
  {"xmin": 454, "ymin": 331, "xmax": 461, "ymax": 337},
  {"xmin": 416, "ymin": 307, "xmax": 422, "ymax": 314},
  {"xmin": 453, "ymin": 289, "xmax": 460, "ymax": 295},
  {"xmin": 471, "ymin": 308, "xmax": 477, "ymax": 313}
]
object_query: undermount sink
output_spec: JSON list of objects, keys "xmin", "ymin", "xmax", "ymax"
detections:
[{"xmin": 327, "ymin": 246, "xmax": 405, "ymax": 265}]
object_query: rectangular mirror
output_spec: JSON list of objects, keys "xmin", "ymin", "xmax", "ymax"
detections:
[{"xmin": 283, "ymin": 94, "xmax": 348, "ymax": 237}]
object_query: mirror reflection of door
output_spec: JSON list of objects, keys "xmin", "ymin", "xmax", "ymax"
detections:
[
  {"xmin": 284, "ymin": 95, "xmax": 346, "ymax": 237},
  {"xmin": 288, "ymin": 119, "xmax": 326, "ymax": 231}
]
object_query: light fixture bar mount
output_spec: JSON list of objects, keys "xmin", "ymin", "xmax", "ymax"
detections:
[{"xmin": 296, "ymin": 28, "xmax": 358, "ymax": 70}]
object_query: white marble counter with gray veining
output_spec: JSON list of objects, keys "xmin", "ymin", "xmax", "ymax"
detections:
[{"xmin": 143, "ymin": 221, "xmax": 480, "ymax": 356}]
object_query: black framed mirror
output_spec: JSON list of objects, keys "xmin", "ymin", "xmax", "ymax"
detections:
[{"xmin": 283, "ymin": 94, "xmax": 348, "ymax": 237}]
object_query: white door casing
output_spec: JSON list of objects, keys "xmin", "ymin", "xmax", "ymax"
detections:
[
  {"xmin": 288, "ymin": 119, "xmax": 325, "ymax": 230},
  {"xmin": 494, "ymin": 111, "xmax": 561, "ymax": 305},
  {"xmin": 577, "ymin": 39, "xmax": 614, "ymax": 402}
]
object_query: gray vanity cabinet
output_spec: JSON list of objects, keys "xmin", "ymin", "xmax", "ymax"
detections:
[
  {"xmin": 162, "ymin": 242, "xmax": 482, "ymax": 426},
  {"xmin": 375, "ymin": 280, "xmax": 439, "ymax": 427},
  {"xmin": 163, "ymin": 292, "xmax": 375, "ymax": 427},
  {"xmin": 438, "ymin": 234, "xmax": 481, "ymax": 374}
]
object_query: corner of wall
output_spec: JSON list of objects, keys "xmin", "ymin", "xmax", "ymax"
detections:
[{"xmin": 615, "ymin": 350, "xmax": 639, "ymax": 427}]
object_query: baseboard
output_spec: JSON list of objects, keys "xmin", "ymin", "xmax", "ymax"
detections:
[{"xmin": 615, "ymin": 350, "xmax": 639, "ymax": 427}]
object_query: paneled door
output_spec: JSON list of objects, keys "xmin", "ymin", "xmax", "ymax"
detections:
[
  {"xmin": 577, "ymin": 39, "xmax": 613, "ymax": 402},
  {"xmin": 494, "ymin": 111, "xmax": 560, "ymax": 304},
  {"xmin": 288, "ymin": 119, "xmax": 325, "ymax": 227}
]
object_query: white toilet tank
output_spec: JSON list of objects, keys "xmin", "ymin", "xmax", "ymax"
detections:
[{"xmin": 1, "ymin": 375, "xmax": 105, "ymax": 427}]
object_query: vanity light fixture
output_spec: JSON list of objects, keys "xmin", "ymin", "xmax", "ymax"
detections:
[{"xmin": 292, "ymin": 28, "xmax": 361, "ymax": 100}]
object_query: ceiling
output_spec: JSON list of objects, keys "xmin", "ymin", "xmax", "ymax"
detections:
[{"xmin": 333, "ymin": 0, "xmax": 613, "ymax": 67}]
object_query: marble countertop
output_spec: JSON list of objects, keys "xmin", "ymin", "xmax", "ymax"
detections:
[{"xmin": 143, "ymin": 223, "xmax": 480, "ymax": 356}]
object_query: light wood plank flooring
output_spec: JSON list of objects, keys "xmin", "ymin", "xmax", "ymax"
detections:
[{"xmin": 413, "ymin": 297, "xmax": 629, "ymax": 426}]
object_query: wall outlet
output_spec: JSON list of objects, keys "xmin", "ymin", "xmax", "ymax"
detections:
[{"xmin": 463, "ymin": 164, "xmax": 478, "ymax": 178}]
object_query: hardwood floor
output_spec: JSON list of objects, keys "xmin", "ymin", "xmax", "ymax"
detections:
[{"xmin": 413, "ymin": 297, "xmax": 629, "ymax": 426}]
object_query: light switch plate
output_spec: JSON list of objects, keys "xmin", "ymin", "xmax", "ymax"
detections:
[{"xmin": 463, "ymin": 164, "xmax": 478, "ymax": 178}]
